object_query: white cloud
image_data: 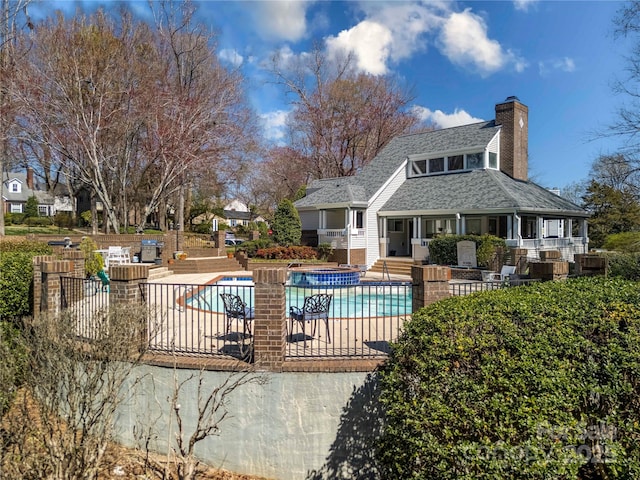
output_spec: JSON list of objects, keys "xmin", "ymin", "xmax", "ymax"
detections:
[
  {"xmin": 219, "ymin": 48, "xmax": 243, "ymax": 67},
  {"xmin": 513, "ymin": 0, "xmax": 538, "ymax": 12},
  {"xmin": 412, "ymin": 105, "xmax": 483, "ymax": 129},
  {"xmin": 254, "ymin": 1, "xmax": 311, "ymax": 42},
  {"xmin": 439, "ymin": 9, "xmax": 510, "ymax": 75},
  {"xmin": 260, "ymin": 110, "xmax": 289, "ymax": 142},
  {"xmin": 325, "ymin": 20, "xmax": 393, "ymax": 75},
  {"xmin": 324, "ymin": 2, "xmax": 444, "ymax": 75},
  {"xmin": 538, "ymin": 57, "xmax": 576, "ymax": 76}
]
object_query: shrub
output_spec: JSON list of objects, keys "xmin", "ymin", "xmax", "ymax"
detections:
[
  {"xmin": 25, "ymin": 216, "xmax": 54, "ymax": 227},
  {"xmin": 236, "ymin": 238, "xmax": 273, "ymax": 257},
  {"xmin": 0, "ymin": 321, "xmax": 27, "ymax": 417},
  {"xmin": 79, "ymin": 237, "xmax": 104, "ymax": 277},
  {"xmin": 0, "ymin": 241, "xmax": 52, "ymax": 319},
  {"xmin": 317, "ymin": 242, "xmax": 334, "ymax": 260},
  {"xmin": 378, "ymin": 277, "xmax": 640, "ymax": 479},
  {"xmin": 603, "ymin": 232, "xmax": 640, "ymax": 253},
  {"xmin": 604, "ymin": 252, "xmax": 640, "ymax": 281},
  {"xmin": 271, "ymin": 199, "xmax": 302, "ymax": 246},
  {"xmin": 254, "ymin": 245, "xmax": 317, "ymax": 260},
  {"xmin": 429, "ymin": 234, "xmax": 506, "ymax": 267}
]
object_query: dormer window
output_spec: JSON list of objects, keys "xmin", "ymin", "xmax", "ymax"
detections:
[
  {"xmin": 429, "ymin": 157, "xmax": 444, "ymax": 173},
  {"xmin": 466, "ymin": 152, "xmax": 483, "ymax": 169},
  {"xmin": 408, "ymin": 150, "xmax": 498, "ymax": 178},
  {"xmin": 11, "ymin": 183, "xmax": 18, "ymax": 192},
  {"xmin": 448, "ymin": 155, "xmax": 464, "ymax": 171}
]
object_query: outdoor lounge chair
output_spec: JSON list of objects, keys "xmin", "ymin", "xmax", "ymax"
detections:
[
  {"xmin": 289, "ymin": 293, "xmax": 333, "ymax": 345},
  {"xmin": 485, "ymin": 265, "xmax": 517, "ymax": 282}
]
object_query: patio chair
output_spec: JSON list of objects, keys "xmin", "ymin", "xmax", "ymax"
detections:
[
  {"xmin": 289, "ymin": 293, "xmax": 333, "ymax": 345},
  {"xmin": 485, "ymin": 265, "xmax": 517, "ymax": 282},
  {"xmin": 219, "ymin": 293, "xmax": 254, "ymax": 340},
  {"xmin": 107, "ymin": 246, "xmax": 130, "ymax": 266}
]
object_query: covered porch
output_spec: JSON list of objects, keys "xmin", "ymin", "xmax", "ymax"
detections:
[{"xmin": 379, "ymin": 212, "xmax": 589, "ymax": 262}]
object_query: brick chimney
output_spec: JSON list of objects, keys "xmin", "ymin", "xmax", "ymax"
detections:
[
  {"xmin": 495, "ymin": 96, "xmax": 528, "ymax": 181},
  {"xmin": 26, "ymin": 167, "xmax": 34, "ymax": 189}
]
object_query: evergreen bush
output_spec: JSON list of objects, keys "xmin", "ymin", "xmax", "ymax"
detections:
[
  {"xmin": 0, "ymin": 241, "xmax": 53, "ymax": 319},
  {"xmin": 378, "ymin": 277, "xmax": 640, "ymax": 479},
  {"xmin": 271, "ymin": 199, "xmax": 302, "ymax": 247},
  {"xmin": 429, "ymin": 234, "xmax": 506, "ymax": 267}
]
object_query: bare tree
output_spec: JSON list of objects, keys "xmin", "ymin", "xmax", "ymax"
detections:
[
  {"xmin": 0, "ymin": 304, "xmax": 151, "ymax": 480},
  {"xmin": 9, "ymin": 3, "xmax": 257, "ymax": 233},
  {"xmin": 0, "ymin": 0, "xmax": 32, "ymax": 236},
  {"xmin": 270, "ymin": 46, "xmax": 418, "ymax": 180},
  {"xmin": 166, "ymin": 365, "xmax": 267, "ymax": 480}
]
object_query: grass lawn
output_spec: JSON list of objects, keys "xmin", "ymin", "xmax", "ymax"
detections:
[{"xmin": 4, "ymin": 225, "xmax": 77, "ymax": 236}]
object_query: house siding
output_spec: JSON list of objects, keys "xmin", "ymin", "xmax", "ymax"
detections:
[{"xmin": 366, "ymin": 160, "xmax": 408, "ymax": 266}]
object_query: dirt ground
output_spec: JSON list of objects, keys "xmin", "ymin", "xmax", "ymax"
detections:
[{"xmin": 101, "ymin": 443, "xmax": 274, "ymax": 480}]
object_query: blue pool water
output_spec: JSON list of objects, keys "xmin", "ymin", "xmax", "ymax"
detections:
[{"xmin": 185, "ymin": 277, "xmax": 412, "ymax": 318}]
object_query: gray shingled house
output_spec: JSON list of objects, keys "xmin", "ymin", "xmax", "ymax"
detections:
[
  {"xmin": 294, "ymin": 97, "xmax": 589, "ymax": 269},
  {"xmin": 2, "ymin": 168, "xmax": 74, "ymax": 217}
]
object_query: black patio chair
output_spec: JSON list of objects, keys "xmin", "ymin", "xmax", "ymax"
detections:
[
  {"xmin": 219, "ymin": 293, "xmax": 254, "ymax": 342},
  {"xmin": 289, "ymin": 293, "xmax": 333, "ymax": 345}
]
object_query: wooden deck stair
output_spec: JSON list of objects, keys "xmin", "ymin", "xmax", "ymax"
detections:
[
  {"xmin": 169, "ymin": 256, "xmax": 245, "ymax": 274},
  {"xmin": 368, "ymin": 257, "xmax": 414, "ymax": 277}
]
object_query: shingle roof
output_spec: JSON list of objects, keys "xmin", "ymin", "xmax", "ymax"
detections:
[
  {"xmin": 295, "ymin": 121, "xmax": 501, "ymax": 208},
  {"xmin": 295, "ymin": 120, "xmax": 587, "ymax": 216},
  {"xmin": 380, "ymin": 169, "xmax": 587, "ymax": 216}
]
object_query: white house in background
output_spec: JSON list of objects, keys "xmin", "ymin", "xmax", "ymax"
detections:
[
  {"xmin": 294, "ymin": 97, "xmax": 590, "ymax": 268},
  {"xmin": 2, "ymin": 168, "xmax": 74, "ymax": 217},
  {"xmin": 223, "ymin": 200, "xmax": 265, "ymax": 228}
]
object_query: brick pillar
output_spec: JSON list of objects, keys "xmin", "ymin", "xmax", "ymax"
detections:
[
  {"xmin": 253, "ymin": 268, "xmax": 287, "ymax": 371},
  {"xmin": 411, "ymin": 265, "xmax": 451, "ymax": 311},
  {"xmin": 214, "ymin": 230, "xmax": 226, "ymax": 248},
  {"xmin": 250, "ymin": 230, "xmax": 260, "ymax": 241},
  {"xmin": 62, "ymin": 250, "xmax": 86, "ymax": 278},
  {"xmin": 109, "ymin": 264, "xmax": 151, "ymax": 352},
  {"xmin": 109, "ymin": 264, "xmax": 151, "ymax": 306},
  {"xmin": 509, "ymin": 248, "xmax": 529, "ymax": 274},
  {"xmin": 529, "ymin": 261, "xmax": 569, "ymax": 281},
  {"xmin": 39, "ymin": 259, "xmax": 74, "ymax": 318},
  {"xmin": 33, "ymin": 255, "xmax": 57, "ymax": 321}
]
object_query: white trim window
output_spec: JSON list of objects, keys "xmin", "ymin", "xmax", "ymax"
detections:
[{"xmin": 408, "ymin": 150, "xmax": 495, "ymax": 178}]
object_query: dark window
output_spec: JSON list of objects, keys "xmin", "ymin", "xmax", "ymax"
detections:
[
  {"xmin": 355, "ymin": 211, "xmax": 364, "ymax": 229},
  {"xmin": 429, "ymin": 157, "xmax": 444, "ymax": 173},
  {"xmin": 448, "ymin": 155, "xmax": 464, "ymax": 171}
]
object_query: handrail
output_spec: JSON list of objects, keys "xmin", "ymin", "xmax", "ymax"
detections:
[{"xmin": 382, "ymin": 261, "xmax": 391, "ymax": 282}]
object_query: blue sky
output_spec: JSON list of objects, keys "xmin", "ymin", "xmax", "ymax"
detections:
[{"xmin": 41, "ymin": 1, "xmax": 630, "ymax": 190}]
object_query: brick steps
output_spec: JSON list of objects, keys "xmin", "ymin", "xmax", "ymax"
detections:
[
  {"xmin": 169, "ymin": 257, "xmax": 244, "ymax": 274},
  {"xmin": 368, "ymin": 258, "xmax": 414, "ymax": 277},
  {"xmin": 147, "ymin": 266, "xmax": 173, "ymax": 281}
]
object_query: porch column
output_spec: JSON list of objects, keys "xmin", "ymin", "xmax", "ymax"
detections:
[
  {"xmin": 581, "ymin": 219, "xmax": 589, "ymax": 245},
  {"xmin": 566, "ymin": 219, "xmax": 573, "ymax": 239},
  {"xmin": 537, "ymin": 217, "xmax": 545, "ymax": 240},
  {"xmin": 507, "ymin": 215, "xmax": 513, "ymax": 240},
  {"xmin": 459, "ymin": 214, "xmax": 465, "ymax": 235}
]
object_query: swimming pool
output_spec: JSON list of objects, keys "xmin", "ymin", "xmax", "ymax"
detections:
[{"xmin": 185, "ymin": 276, "xmax": 412, "ymax": 318}]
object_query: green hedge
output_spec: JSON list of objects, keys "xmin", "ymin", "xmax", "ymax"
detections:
[
  {"xmin": 604, "ymin": 252, "xmax": 640, "ymax": 281},
  {"xmin": 0, "ymin": 241, "xmax": 53, "ymax": 319},
  {"xmin": 0, "ymin": 322, "xmax": 27, "ymax": 417},
  {"xmin": 378, "ymin": 277, "xmax": 640, "ymax": 479},
  {"xmin": 428, "ymin": 234, "xmax": 506, "ymax": 267}
]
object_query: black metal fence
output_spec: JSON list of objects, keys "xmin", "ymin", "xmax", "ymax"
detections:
[
  {"xmin": 139, "ymin": 281, "xmax": 255, "ymax": 359},
  {"xmin": 285, "ymin": 282, "xmax": 412, "ymax": 358},
  {"xmin": 60, "ymin": 276, "xmax": 110, "ymax": 341}
]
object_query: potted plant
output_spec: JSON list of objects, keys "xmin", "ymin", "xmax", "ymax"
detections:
[{"xmin": 79, "ymin": 237, "xmax": 104, "ymax": 278}]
